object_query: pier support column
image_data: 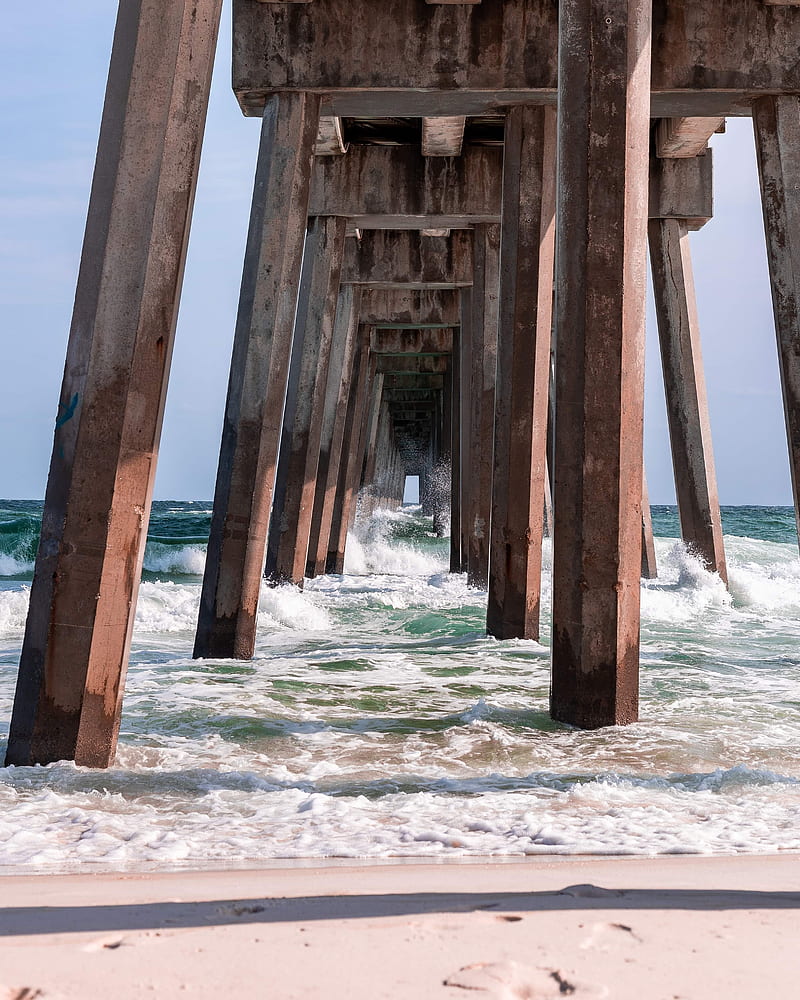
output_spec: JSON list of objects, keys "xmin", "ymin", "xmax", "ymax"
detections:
[
  {"xmin": 551, "ymin": 0, "xmax": 652, "ymax": 728},
  {"xmin": 467, "ymin": 225, "xmax": 500, "ymax": 589},
  {"xmin": 5, "ymin": 0, "xmax": 222, "ymax": 767},
  {"xmin": 194, "ymin": 91, "xmax": 319, "ymax": 658},
  {"xmin": 307, "ymin": 285, "xmax": 361, "ymax": 578},
  {"xmin": 265, "ymin": 215, "xmax": 347, "ymax": 586},
  {"xmin": 458, "ymin": 288, "xmax": 472, "ymax": 571},
  {"xmin": 753, "ymin": 97, "xmax": 800, "ymax": 546},
  {"xmin": 449, "ymin": 333, "xmax": 462, "ymax": 572},
  {"xmin": 327, "ymin": 332, "xmax": 372, "ymax": 573},
  {"xmin": 487, "ymin": 105, "xmax": 557, "ymax": 640},
  {"xmin": 641, "ymin": 468, "xmax": 658, "ymax": 580},
  {"xmin": 648, "ymin": 218, "xmax": 726, "ymax": 581}
]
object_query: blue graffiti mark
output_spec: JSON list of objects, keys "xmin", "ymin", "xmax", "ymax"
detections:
[{"xmin": 55, "ymin": 392, "xmax": 79, "ymax": 429}]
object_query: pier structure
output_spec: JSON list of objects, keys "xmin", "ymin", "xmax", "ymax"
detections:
[{"xmin": 7, "ymin": 0, "xmax": 800, "ymax": 767}]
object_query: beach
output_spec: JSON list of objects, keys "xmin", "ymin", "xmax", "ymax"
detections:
[{"xmin": 1, "ymin": 856, "xmax": 799, "ymax": 998}]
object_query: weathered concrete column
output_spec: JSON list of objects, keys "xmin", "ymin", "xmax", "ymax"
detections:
[
  {"xmin": 327, "ymin": 333, "xmax": 372, "ymax": 573},
  {"xmin": 753, "ymin": 97, "xmax": 800, "ymax": 546},
  {"xmin": 194, "ymin": 91, "xmax": 319, "ymax": 659},
  {"xmin": 5, "ymin": 0, "xmax": 221, "ymax": 768},
  {"xmin": 641, "ymin": 468, "xmax": 658, "ymax": 580},
  {"xmin": 449, "ymin": 332, "xmax": 462, "ymax": 572},
  {"xmin": 551, "ymin": 0, "xmax": 652, "ymax": 729},
  {"xmin": 458, "ymin": 288, "xmax": 472, "ymax": 572},
  {"xmin": 486, "ymin": 105, "xmax": 557, "ymax": 641},
  {"xmin": 360, "ymin": 370, "xmax": 386, "ymax": 513},
  {"xmin": 264, "ymin": 215, "xmax": 347, "ymax": 585},
  {"xmin": 307, "ymin": 285, "xmax": 361, "ymax": 578},
  {"xmin": 649, "ymin": 217, "xmax": 727, "ymax": 582},
  {"xmin": 543, "ymin": 457, "xmax": 554, "ymax": 539},
  {"xmin": 467, "ymin": 224, "xmax": 500, "ymax": 589}
]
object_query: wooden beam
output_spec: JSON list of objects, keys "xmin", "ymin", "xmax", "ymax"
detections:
[
  {"xmin": 422, "ymin": 117, "xmax": 466, "ymax": 156},
  {"xmin": 341, "ymin": 230, "xmax": 472, "ymax": 289},
  {"xmin": 360, "ymin": 289, "xmax": 460, "ymax": 328},
  {"xmin": 236, "ymin": 0, "xmax": 800, "ymax": 119},
  {"xmin": 309, "ymin": 144, "xmax": 500, "ymax": 227},
  {"xmin": 375, "ymin": 355, "xmax": 449, "ymax": 374},
  {"xmin": 656, "ymin": 117, "xmax": 725, "ymax": 158},
  {"xmin": 383, "ymin": 374, "xmax": 444, "ymax": 390},
  {"xmin": 313, "ymin": 144, "xmax": 712, "ymax": 228},
  {"xmin": 315, "ymin": 116, "xmax": 347, "ymax": 155},
  {"xmin": 649, "ymin": 151, "xmax": 714, "ymax": 228},
  {"xmin": 370, "ymin": 327, "xmax": 454, "ymax": 355}
]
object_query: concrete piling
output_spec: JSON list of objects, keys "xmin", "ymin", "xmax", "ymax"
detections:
[
  {"xmin": 466, "ymin": 225, "xmax": 500, "ymax": 589},
  {"xmin": 649, "ymin": 217, "xmax": 727, "ymax": 582},
  {"xmin": 753, "ymin": 96, "xmax": 800, "ymax": 547},
  {"xmin": 327, "ymin": 332, "xmax": 372, "ymax": 574},
  {"xmin": 550, "ymin": 0, "xmax": 652, "ymax": 729},
  {"xmin": 5, "ymin": 0, "xmax": 222, "ymax": 768},
  {"xmin": 307, "ymin": 285, "xmax": 362, "ymax": 578},
  {"xmin": 194, "ymin": 91, "xmax": 319, "ymax": 659},
  {"xmin": 265, "ymin": 215, "xmax": 347, "ymax": 586},
  {"xmin": 486, "ymin": 106, "xmax": 556, "ymax": 641}
]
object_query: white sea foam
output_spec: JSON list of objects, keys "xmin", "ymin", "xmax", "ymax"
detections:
[
  {"xmin": 640, "ymin": 543, "xmax": 732, "ymax": 624},
  {"xmin": 143, "ymin": 542, "xmax": 206, "ymax": 576},
  {"xmin": 258, "ymin": 582, "xmax": 332, "ymax": 632},
  {"xmin": 0, "ymin": 586, "xmax": 29, "ymax": 637},
  {"xmin": 343, "ymin": 508, "xmax": 449, "ymax": 577},
  {"xmin": 134, "ymin": 581, "xmax": 200, "ymax": 633},
  {"xmin": 0, "ymin": 554, "xmax": 34, "ymax": 577}
]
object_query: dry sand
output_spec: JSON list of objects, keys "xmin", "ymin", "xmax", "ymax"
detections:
[{"xmin": 0, "ymin": 855, "xmax": 798, "ymax": 999}]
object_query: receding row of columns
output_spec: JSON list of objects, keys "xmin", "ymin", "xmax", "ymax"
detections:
[{"xmin": 7, "ymin": 0, "xmax": 800, "ymax": 768}]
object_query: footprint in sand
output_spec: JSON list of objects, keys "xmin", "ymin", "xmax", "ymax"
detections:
[
  {"xmin": 444, "ymin": 960, "xmax": 608, "ymax": 999},
  {"xmin": 580, "ymin": 921, "xmax": 643, "ymax": 952},
  {"xmin": 81, "ymin": 935, "xmax": 129, "ymax": 953}
]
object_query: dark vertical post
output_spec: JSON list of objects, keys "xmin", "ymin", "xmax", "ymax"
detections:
[
  {"xmin": 648, "ymin": 218, "xmax": 726, "ymax": 582},
  {"xmin": 458, "ymin": 289, "xmax": 472, "ymax": 571},
  {"xmin": 753, "ymin": 97, "xmax": 800, "ymax": 547},
  {"xmin": 327, "ymin": 332, "xmax": 371, "ymax": 573},
  {"xmin": 360, "ymin": 368, "xmax": 385, "ymax": 517},
  {"xmin": 5, "ymin": 0, "xmax": 222, "ymax": 768},
  {"xmin": 640, "ymin": 468, "xmax": 658, "ymax": 580},
  {"xmin": 467, "ymin": 224, "xmax": 500, "ymax": 588},
  {"xmin": 551, "ymin": 0, "xmax": 652, "ymax": 728},
  {"xmin": 307, "ymin": 285, "xmax": 361, "ymax": 578},
  {"xmin": 265, "ymin": 215, "xmax": 347, "ymax": 585},
  {"xmin": 487, "ymin": 106, "xmax": 557, "ymax": 640},
  {"xmin": 194, "ymin": 91, "xmax": 320, "ymax": 659},
  {"xmin": 449, "ymin": 333, "xmax": 462, "ymax": 572},
  {"xmin": 543, "ymin": 457, "xmax": 554, "ymax": 539}
]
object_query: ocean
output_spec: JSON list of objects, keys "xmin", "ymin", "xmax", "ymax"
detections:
[{"xmin": 1, "ymin": 500, "xmax": 799, "ymax": 869}]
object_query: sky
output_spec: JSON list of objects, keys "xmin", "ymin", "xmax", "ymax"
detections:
[{"xmin": 0, "ymin": 2, "xmax": 792, "ymax": 504}]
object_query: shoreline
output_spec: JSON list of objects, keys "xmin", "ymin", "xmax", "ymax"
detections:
[
  {"xmin": 1, "ymin": 855, "xmax": 798, "ymax": 997},
  {"xmin": 1, "ymin": 847, "xmax": 798, "ymax": 878}
]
